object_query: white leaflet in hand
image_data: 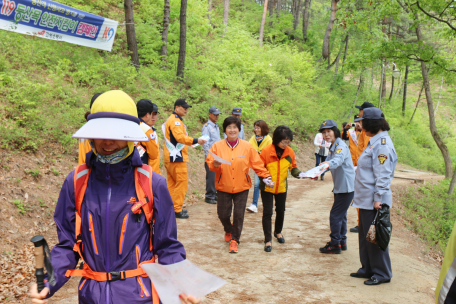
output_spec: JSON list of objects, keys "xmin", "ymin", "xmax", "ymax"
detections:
[
  {"xmin": 263, "ymin": 177, "xmax": 274, "ymax": 188},
  {"xmin": 141, "ymin": 260, "xmax": 226, "ymax": 304},
  {"xmin": 300, "ymin": 163, "xmax": 330, "ymax": 178},
  {"xmin": 192, "ymin": 135, "xmax": 210, "ymax": 147},
  {"xmin": 209, "ymin": 151, "xmax": 231, "ymax": 165},
  {"xmin": 298, "ymin": 172, "xmax": 306, "ymax": 178}
]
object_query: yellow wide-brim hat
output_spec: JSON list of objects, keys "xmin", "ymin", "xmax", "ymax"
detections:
[{"xmin": 72, "ymin": 90, "xmax": 148, "ymax": 142}]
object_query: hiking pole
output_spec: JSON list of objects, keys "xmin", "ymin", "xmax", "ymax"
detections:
[{"xmin": 31, "ymin": 235, "xmax": 56, "ymax": 293}]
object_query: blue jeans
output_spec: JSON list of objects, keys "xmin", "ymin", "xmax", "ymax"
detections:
[
  {"xmin": 315, "ymin": 153, "xmax": 327, "ymax": 177},
  {"xmin": 252, "ymin": 173, "xmax": 260, "ymax": 207}
]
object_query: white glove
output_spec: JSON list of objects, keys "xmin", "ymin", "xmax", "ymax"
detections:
[
  {"xmin": 298, "ymin": 172, "xmax": 306, "ymax": 179},
  {"xmin": 263, "ymin": 177, "xmax": 275, "ymax": 188}
]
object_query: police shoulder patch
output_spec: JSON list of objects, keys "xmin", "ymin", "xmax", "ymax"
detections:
[
  {"xmin": 378, "ymin": 154, "xmax": 388, "ymax": 164},
  {"xmin": 381, "ymin": 138, "xmax": 386, "ymax": 145},
  {"xmin": 336, "ymin": 148, "xmax": 343, "ymax": 154}
]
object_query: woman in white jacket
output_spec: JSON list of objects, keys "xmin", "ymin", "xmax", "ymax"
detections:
[{"xmin": 314, "ymin": 132, "xmax": 331, "ymax": 180}]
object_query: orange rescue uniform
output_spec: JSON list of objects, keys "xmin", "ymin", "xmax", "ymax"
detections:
[
  {"xmin": 206, "ymin": 139, "xmax": 270, "ymax": 193},
  {"xmin": 137, "ymin": 122, "xmax": 161, "ymax": 174},
  {"xmin": 163, "ymin": 112, "xmax": 198, "ymax": 213},
  {"xmin": 342, "ymin": 129, "xmax": 360, "ymax": 166},
  {"xmin": 355, "ymin": 129, "xmax": 371, "ymax": 224}
]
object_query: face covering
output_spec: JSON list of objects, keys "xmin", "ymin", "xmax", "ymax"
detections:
[{"xmin": 89, "ymin": 141, "xmax": 134, "ymax": 164}]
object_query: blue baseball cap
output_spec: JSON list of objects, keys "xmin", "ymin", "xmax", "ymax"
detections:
[
  {"xmin": 232, "ymin": 107, "xmax": 242, "ymax": 115},
  {"xmin": 319, "ymin": 119, "xmax": 337, "ymax": 130},
  {"xmin": 358, "ymin": 107, "xmax": 384, "ymax": 120}
]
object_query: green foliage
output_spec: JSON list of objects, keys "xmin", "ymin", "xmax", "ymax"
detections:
[
  {"xmin": 400, "ymin": 180, "xmax": 456, "ymax": 251},
  {"xmin": 51, "ymin": 167, "xmax": 60, "ymax": 176},
  {"xmin": 12, "ymin": 199, "xmax": 26, "ymax": 214}
]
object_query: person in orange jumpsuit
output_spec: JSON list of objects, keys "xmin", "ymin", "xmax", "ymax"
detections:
[
  {"xmin": 136, "ymin": 99, "xmax": 161, "ymax": 174},
  {"xmin": 350, "ymin": 102, "xmax": 375, "ymax": 233},
  {"xmin": 78, "ymin": 92, "xmax": 104, "ymax": 165},
  {"xmin": 342, "ymin": 115, "xmax": 362, "ymax": 166},
  {"xmin": 164, "ymin": 99, "xmax": 207, "ymax": 219}
]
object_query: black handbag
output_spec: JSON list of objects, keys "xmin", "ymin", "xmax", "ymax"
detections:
[{"xmin": 376, "ymin": 204, "xmax": 393, "ymax": 251}]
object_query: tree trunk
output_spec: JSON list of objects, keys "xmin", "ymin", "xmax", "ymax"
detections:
[
  {"xmin": 207, "ymin": 0, "xmax": 212, "ymax": 25},
  {"xmin": 347, "ymin": 67, "xmax": 365, "ymax": 119},
  {"xmin": 402, "ymin": 65, "xmax": 409, "ymax": 116},
  {"xmin": 176, "ymin": 0, "xmax": 187, "ymax": 79},
  {"xmin": 124, "ymin": 0, "xmax": 140, "ymax": 71},
  {"xmin": 259, "ymin": 0, "xmax": 269, "ymax": 47},
  {"xmin": 408, "ymin": 83, "xmax": 424, "ymax": 125},
  {"xmin": 302, "ymin": 0, "xmax": 311, "ymax": 42},
  {"xmin": 416, "ymin": 23, "xmax": 453, "ymax": 179},
  {"xmin": 341, "ymin": 34, "xmax": 349, "ymax": 73},
  {"xmin": 388, "ymin": 73, "xmax": 394, "ymax": 102},
  {"xmin": 161, "ymin": 0, "xmax": 171, "ymax": 68},
  {"xmin": 322, "ymin": 0, "xmax": 339, "ymax": 60},
  {"xmin": 268, "ymin": 0, "xmax": 274, "ymax": 27},
  {"xmin": 449, "ymin": 165, "xmax": 456, "ymax": 195},
  {"xmin": 223, "ymin": 0, "xmax": 229, "ymax": 26},
  {"xmin": 380, "ymin": 59, "xmax": 387, "ymax": 107},
  {"xmin": 292, "ymin": 0, "xmax": 302, "ymax": 31}
]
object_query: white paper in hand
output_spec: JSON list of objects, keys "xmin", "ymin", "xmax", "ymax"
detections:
[
  {"xmin": 300, "ymin": 163, "xmax": 330, "ymax": 179},
  {"xmin": 141, "ymin": 260, "xmax": 226, "ymax": 304},
  {"xmin": 209, "ymin": 151, "xmax": 231, "ymax": 165},
  {"xmin": 192, "ymin": 135, "xmax": 210, "ymax": 147}
]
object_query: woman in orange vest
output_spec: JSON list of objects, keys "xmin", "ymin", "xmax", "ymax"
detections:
[
  {"xmin": 206, "ymin": 116, "xmax": 273, "ymax": 254},
  {"xmin": 259, "ymin": 126, "xmax": 303, "ymax": 252}
]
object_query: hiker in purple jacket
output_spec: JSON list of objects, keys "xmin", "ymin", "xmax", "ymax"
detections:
[{"xmin": 30, "ymin": 90, "xmax": 200, "ymax": 304}]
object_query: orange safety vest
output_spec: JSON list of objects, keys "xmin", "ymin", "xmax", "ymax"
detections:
[{"xmin": 65, "ymin": 164, "xmax": 159, "ymax": 303}]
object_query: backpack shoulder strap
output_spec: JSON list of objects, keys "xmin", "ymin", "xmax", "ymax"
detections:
[
  {"xmin": 133, "ymin": 165, "xmax": 154, "ymax": 224},
  {"xmin": 73, "ymin": 164, "xmax": 91, "ymax": 243}
]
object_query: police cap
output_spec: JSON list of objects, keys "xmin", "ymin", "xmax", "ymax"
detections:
[
  {"xmin": 209, "ymin": 106, "xmax": 221, "ymax": 115},
  {"xmin": 320, "ymin": 119, "xmax": 337, "ymax": 130}
]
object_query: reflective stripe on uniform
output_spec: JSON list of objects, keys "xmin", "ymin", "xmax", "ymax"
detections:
[
  {"xmin": 137, "ymin": 167, "xmax": 150, "ymax": 178},
  {"xmin": 439, "ymin": 257, "xmax": 456, "ymax": 304},
  {"xmin": 76, "ymin": 169, "xmax": 89, "ymax": 180}
]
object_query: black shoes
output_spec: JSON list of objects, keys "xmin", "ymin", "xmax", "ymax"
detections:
[
  {"xmin": 320, "ymin": 242, "xmax": 341, "ymax": 254},
  {"xmin": 274, "ymin": 232, "xmax": 285, "ymax": 243},
  {"xmin": 364, "ymin": 277, "xmax": 391, "ymax": 286},
  {"xmin": 350, "ymin": 272, "xmax": 370, "ymax": 279},
  {"xmin": 175, "ymin": 211, "xmax": 189, "ymax": 219},
  {"xmin": 350, "ymin": 226, "xmax": 359, "ymax": 233},
  {"xmin": 321, "ymin": 175, "xmax": 325, "ymax": 181},
  {"xmin": 205, "ymin": 198, "xmax": 217, "ymax": 204},
  {"xmin": 264, "ymin": 243, "xmax": 272, "ymax": 252},
  {"xmin": 340, "ymin": 241, "xmax": 347, "ymax": 251},
  {"xmin": 182, "ymin": 209, "xmax": 188, "ymax": 214}
]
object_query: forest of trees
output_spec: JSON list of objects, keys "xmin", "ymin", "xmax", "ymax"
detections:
[{"xmin": 0, "ymin": 0, "xmax": 455, "ymax": 194}]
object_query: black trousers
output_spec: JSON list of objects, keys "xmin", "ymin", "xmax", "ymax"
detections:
[
  {"xmin": 217, "ymin": 190, "xmax": 249, "ymax": 243},
  {"xmin": 329, "ymin": 192, "xmax": 354, "ymax": 245},
  {"xmin": 357, "ymin": 208, "xmax": 393, "ymax": 281},
  {"xmin": 205, "ymin": 162, "xmax": 216, "ymax": 200},
  {"xmin": 261, "ymin": 190, "xmax": 287, "ymax": 243}
]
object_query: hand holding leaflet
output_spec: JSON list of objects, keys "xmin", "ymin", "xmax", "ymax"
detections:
[
  {"xmin": 209, "ymin": 151, "xmax": 231, "ymax": 165},
  {"xmin": 263, "ymin": 177, "xmax": 275, "ymax": 188},
  {"xmin": 192, "ymin": 135, "xmax": 210, "ymax": 147},
  {"xmin": 299, "ymin": 163, "xmax": 330, "ymax": 179},
  {"xmin": 141, "ymin": 259, "xmax": 226, "ymax": 304}
]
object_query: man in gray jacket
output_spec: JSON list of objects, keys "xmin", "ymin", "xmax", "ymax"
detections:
[{"xmin": 202, "ymin": 106, "xmax": 221, "ymax": 204}]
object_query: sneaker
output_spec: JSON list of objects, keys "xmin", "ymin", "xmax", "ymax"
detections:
[
  {"xmin": 175, "ymin": 211, "xmax": 189, "ymax": 219},
  {"xmin": 341, "ymin": 241, "xmax": 347, "ymax": 251},
  {"xmin": 229, "ymin": 240, "xmax": 238, "ymax": 254},
  {"xmin": 320, "ymin": 242, "xmax": 341, "ymax": 254},
  {"xmin": 350, "ymin": 226, "xmax": 359, "ymax": 233},
  {"xmin": 224, "ymin": 232, "xmax": 231, "ymax": 243},
  {"xmin": 246, "ymin": 205, "xmax": 258, "ymax": 213}
]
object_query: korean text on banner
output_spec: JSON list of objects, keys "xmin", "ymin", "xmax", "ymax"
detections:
[{"xmin": 0, "ymin": 0, "xmax": 118, "ymax": 51}]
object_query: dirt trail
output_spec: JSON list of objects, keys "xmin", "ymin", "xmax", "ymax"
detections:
[
  {"xmin": 177, "ymin": 173, "xmax": 440, "ymax": 304},
  {"xmin": 13, "ymin": 166, "xmax": 442, "ymax": 304}
]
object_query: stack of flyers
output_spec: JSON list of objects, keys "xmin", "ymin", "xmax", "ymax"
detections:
[{"xmin": 299, "ymin": 163, "xmax": 330, "ymax": 179}]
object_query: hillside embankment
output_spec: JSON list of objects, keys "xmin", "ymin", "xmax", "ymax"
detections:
[{"xmin": 0, "ymin": 140, "xmax": 445, "ymax": 303}]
